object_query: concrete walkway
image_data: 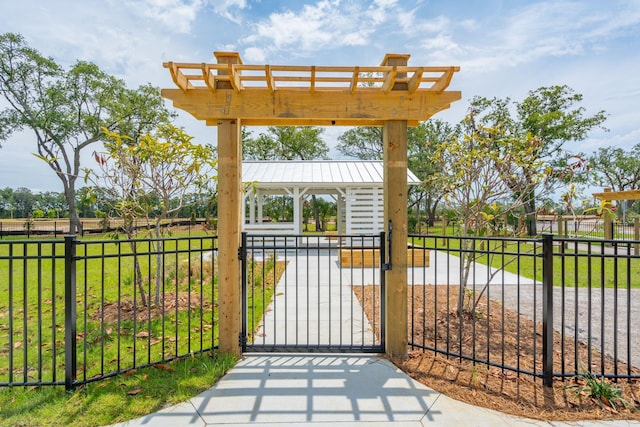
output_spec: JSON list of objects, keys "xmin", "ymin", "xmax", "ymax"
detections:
[
  {"xmin": 111, "ymin": 354, "xmax": 639, "ymax": 427},
  {"xmin": 110, "ymin": 241, "xmax": 640, "ymax": 426}
]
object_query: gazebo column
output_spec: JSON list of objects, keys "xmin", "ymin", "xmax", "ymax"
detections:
[
  {"xmin": 217, "ymin": 119, "xmax": 242, "ymax": 356},
  {"xmin": 248, "ymin": 189, "xmax": 256, "ymax": 224},
  {"xmin": 293, "ymin": 187, "xmax": 301, "ymax": 234}
]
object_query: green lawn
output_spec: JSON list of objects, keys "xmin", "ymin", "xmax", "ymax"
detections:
[
  {"xmin": 0, "ymin": 232, "xmax": 280, "ymax": 425},
  {"xmin": 0, "ymin": 351, "xmax": 236, "ymax": 427}
]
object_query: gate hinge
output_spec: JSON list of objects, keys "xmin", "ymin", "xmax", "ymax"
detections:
[
  {"xmin": 238, "ymin": 245, "xmax": 246, "ymax": 261},
  {"xmin": 238, "ymin": 333, "xmax": 247, "ymax": 347}
]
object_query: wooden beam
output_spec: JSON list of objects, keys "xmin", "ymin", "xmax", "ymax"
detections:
[
  {"xmin": 430, "ymin": 67, "xmax": 458, "ymax": 94},
  {"xmin": 381, "ymin": 67, "xmax": 397, "ymax": 93},
  {"xmin": 350, "ymin": 66, "xmax": 360, "ymax": 94},
  {"xmin": 407, "ymin": 67, "xmax": 423, "ymax": 93},
  {"xmin": 265, "ymin": 65, "xmax": 274, "ymax": 92},
  {"xmin": 207, "ymin": 118, "xmax": 421, "ymax": 127},
  {"xmin": 201, "ymin": 64, "xmax": 216, "ymax": 92},
  {"xmin": 217, "ymin": 119, "xmax": 242, "ymax": 356},
  {"xmin": 593, "ymin": 188, "xmax": 640, "ymax": 201},
  {"xmin": 161, "ymin": 88, "xmax": 462, "ymax": 124},
  {"xmin": 167, "ymin": 62, "xmax": 192, "ymax": 92}
]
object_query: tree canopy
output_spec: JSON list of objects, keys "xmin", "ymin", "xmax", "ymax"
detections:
[
  {"xmin": 589, "ymin": 143, "xmax": 640, "ymax": 193},
  {"xmin": 0, "ymin": 32, "xmax": 173, "ymax": 233},
  {"xmin": 243, "ymin": 126, "xmax": 328, "ymax": 160},
  {"xmin": 464, "ymin": 86, "xmax": 607, "ymax": 234}
]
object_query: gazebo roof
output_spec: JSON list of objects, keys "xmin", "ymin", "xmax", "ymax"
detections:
[{"xmin": 243, "ymin": 160, "xmax": 420, "ymax": 189}]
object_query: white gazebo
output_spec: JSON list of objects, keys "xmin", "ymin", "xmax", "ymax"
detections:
[{"xmin": 242, "ymin": 160, "xmax": 420, "ymax": 235}]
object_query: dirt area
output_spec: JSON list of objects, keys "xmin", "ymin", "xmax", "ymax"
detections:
[
  {"xmin": 354, "ymin": 285, "xmax": 640, "ymax": 421},
  {"xmin": 92, "ymin": 292, "xmax": 205, "ymax": 323}
]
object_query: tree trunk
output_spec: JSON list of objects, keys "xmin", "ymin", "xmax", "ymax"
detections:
[
  {"xmin": 524, "ymin": 197, "xmax": 537, "ymax": 236},
  {"xmin": 64, "ymin": 184, "xmax": 83, "ymax": 235}
]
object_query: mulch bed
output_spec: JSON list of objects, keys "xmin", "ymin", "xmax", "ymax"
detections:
[{"xmin": 354, "ymin": 284, "xmax": 640, "ymax": 421}]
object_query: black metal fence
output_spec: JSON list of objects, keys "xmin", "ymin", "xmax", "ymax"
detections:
[
  {"xmin": 408, "ymin": 234, "xmax": 640, "ymax": 385},
  {"xmin": 3, "ymin": 231, "xmax": 640, "ymax": 390},
  {"xmin": 0, "ymin": 235, "xmax": 218, "ymax": 390}
]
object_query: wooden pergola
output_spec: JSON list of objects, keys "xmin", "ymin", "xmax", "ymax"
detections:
[{"xmin": 162, "ymin": 52, "xmax": 460, "ymax": 358}]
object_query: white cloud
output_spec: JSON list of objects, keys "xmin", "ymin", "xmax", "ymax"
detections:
[
  {"xmin": 124, "ymin": 0, "xmax": 205, "ymax": 33},
  {"xmin": 242, "ymin": 0, "xmax": 395, "ymax": 57},
  {"xmin": 243, "ymin": 46, "xmax": 266, "ymax": 63},
  {"xmin": 211, "ymin": 0, "xmax": 247, "ymax": 23}
]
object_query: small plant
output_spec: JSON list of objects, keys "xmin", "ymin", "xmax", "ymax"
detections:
[{"xmin": 572, "ymin": 370, "xmax": 627, "ymax": 410}]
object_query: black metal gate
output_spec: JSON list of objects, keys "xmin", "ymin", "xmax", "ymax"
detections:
[{"xmin": 240, "ymin": 233, "xmax": 386, "ymax": 353}]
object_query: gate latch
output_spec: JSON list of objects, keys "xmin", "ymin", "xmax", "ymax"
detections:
[{"xmin": 382, "ymin": 220, "xmax": 392, "ymax": 271}]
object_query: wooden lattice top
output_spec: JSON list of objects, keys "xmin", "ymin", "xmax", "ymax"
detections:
[
  {"xmin": 162, "ymin": 52, "xmax": 461, "ymax": 126},
  {"xmin": 165, "ymin": 52, "xmax": 458, "ymax": 95}
]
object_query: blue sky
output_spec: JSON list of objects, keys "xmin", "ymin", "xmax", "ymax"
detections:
[{"xmin": 1, "ymin": 0, "xmax": 639, "ymax": 192}]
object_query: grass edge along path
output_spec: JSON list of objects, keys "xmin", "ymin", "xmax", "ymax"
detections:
[{"xmin": 0, "ymin": 351, "xmax": 237, "ymax": 427}]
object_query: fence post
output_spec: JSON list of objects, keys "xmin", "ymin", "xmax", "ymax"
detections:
[
  {"xmin": 542, "ymin": 233, "xmax": 554, "ymax": 387},
  {"xmin": 634, "ymin": 218, "xmax": 639, "ymax": 256},
  {"xmin": 64, "ymin": 234, "xmax": 77, "ymax": 390}
]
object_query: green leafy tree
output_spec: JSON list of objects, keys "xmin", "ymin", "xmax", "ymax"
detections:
[
  {"xmin": 0, "ymin": 32, "xmax": 173, "ymax": 234},
  {"xmin": 589, "ymin": 143, "xmax": 640, "ymax": 214},
  {"xmin": 470, "ymin": 86, "xmax": 607, "ymax": 235},
  {"xmin": 427, "ymin": 108, "xmax": 548, "ymax": 315}
]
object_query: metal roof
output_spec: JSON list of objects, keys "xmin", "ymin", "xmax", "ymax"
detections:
[{"xmin": 242, "ymin": 160, "xmax": 420, "ymax": 188}]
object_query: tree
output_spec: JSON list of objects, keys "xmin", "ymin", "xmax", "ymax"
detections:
[
  {"xmin": 589, "ymin": 143, "xmax": 640, "ymax": 191},
  {"xmin": 336, "ymin": 127, "xmax": 384, "ymax": 160},
  {"xmin": 427, "ymin": 107, "xmax": 550, "ymax": 314},
  {"xmin": 407, "ymin": 120, "xmax": 458, "ymax": 229},
  {"xmin": 0, "ymin": 33, "xmax": 173, "ymax": 234},
  {"xmin": 92, "ymin": 124, "xmax": 217, "ymax": 306},
  {"xmin": 470, "ymin": 86, "xmax": 607, "ymax": 235},
  {"xmin": 243, "ymin": 126, "xmax": 329, "ymax": 229}
]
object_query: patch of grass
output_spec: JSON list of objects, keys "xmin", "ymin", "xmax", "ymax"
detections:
[
  {"xmin": 0, "ymin": 351, "xmax": 237, "ymax": 427},
  {"xmin": 570, "ymin": 370, "xmax": 628, "ymax": 411}
]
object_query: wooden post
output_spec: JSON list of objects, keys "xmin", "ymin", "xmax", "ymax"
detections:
[
  {"xmin": 557, "ymin": 215, "xmax": 563, "ymax": 237},
  {"xmin": 215, "ymin": 51, "xmax": 243, "ymax": 356},
  {"xmin": 384, "ymin": 120, "xmax": 409, "ymax": 359},
  {"xmin": 382, "ymin": 53, "xmax": 410, "ymax": 359},
  {"xmin": 217, "ymin": 119, "xmax": 242, "ymax": 355}
]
